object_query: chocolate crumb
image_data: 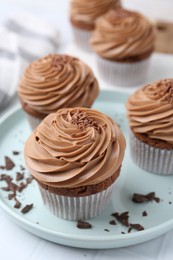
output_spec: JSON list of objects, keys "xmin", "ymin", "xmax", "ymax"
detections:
[
  {"xmin": 169, "ymin": 201, "xmax": 172, "ymax": 204},
  {"xmin": 20, "ymin": 165, "xmax": 25, "ymax": 171},
  {"xmin": 121, "ymin": 232, "xmax": 125, "ymax": 234},
  {"xmin": 104, "ymin": 229, "xmax": 110, "ymax": 232},
  {"xmin": 21, "ymin": 204, "xmax": 33, "ymax": 214},
  {"xmin": 13, "ymin": 151, "xmax": 20, "ymax": 155},
  {"xmin": 132, "ymin": 192, "xmax": 160, "ymax": 203},
  {"xmin": 142, "ymin": 211, "xmax": 148, "ymax": 217},
  {"xmin": 16, "ymin": 172, "xmax": 24, "ymax": 181},
  {"xmin": 111, "ymin": 211, "xmax": 129, "ymax": 227},
  {"xmin": 76, "ymin": 220, "xmax": 92, "ymax": 229},
  {"xmin": 5, "ymin": 156, "xmax": 15, "ymax": 170},
  {"xmin": 0, "ymin": 166, "xmax": 6, "ymax": 170},
  {"xmin": 14, "ymin": 198, "xmax": 21, "ymax": 209},
  {"xmin": 109, "ymin": 220, "xmax": 117, "ymax": 225}
]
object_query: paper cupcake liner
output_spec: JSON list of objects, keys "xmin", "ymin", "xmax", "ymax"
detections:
[
  {"xmin": 96, "ymin": 55, "xmax": 151, "ymax": 86},
  {"xmin": 71, "ymin": 26, "xmax": 92, "ymax": 52},
  {"xmin": 26, "ymin": 113, "xmax": 43, "ymax": 130},
  {"xmin": 39, "ymin": 184, "xmax": 113, "ymax": 221},
  {"xmin": 130, "ymin": 131, "xmax": 173, "ymax": 175}
]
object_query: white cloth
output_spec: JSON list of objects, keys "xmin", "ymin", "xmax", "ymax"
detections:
[{"xmin": 0, "ymin": 11, "xmax": 59, "ymax": 110}]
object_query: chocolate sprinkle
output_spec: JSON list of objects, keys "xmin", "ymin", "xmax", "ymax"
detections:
[
  {"xmin": 132, "ymin": 192, "xmax": 160, "ymax": 203},
  {"xmin": 76, "ymin": 220, "xmax": 92, "ymax": 229},
  {"xmin": 21, "ymin": 204, "xmax": 33, "ymax": 214}
]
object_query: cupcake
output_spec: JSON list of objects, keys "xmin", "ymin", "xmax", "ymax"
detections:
[
  {"xmin": 24, "ymin": 107, "xmax": 126, "ymax": 220},
  {"xmin": 69, "ymin": 0, "xmax": 121, "ymax": 51},
  {"xmin": 18, "ymin": 54, "xmax": 99, "ymax": 130},
  {"xmin": 126, "ymin": 78, "xmax": 173, "ymax": 175},
  {"xmin": 90, "ymin": 8, "xmax": 155, "ymax": 86}
]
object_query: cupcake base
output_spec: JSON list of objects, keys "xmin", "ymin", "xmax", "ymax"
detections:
[
  {"xmin": 39, "ymin": 184, "xmax": 113, "ymax": 221},
  {"xmin": 130, "ymin": 131, "xmax": 173, "ymax": 175},
  {"xmin": 96, "ymin": 55, "xmax": 151, "ymax": 86}
]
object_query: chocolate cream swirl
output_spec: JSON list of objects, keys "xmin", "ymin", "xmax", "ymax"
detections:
[
  {"xmin": 18, "ymin": 54, "xmax": 99, "ymax": 114},
  {"xmin": 25, "ymin": 107, "xmax": 126, "ymax": 188},
  {"xmin": 91, "ymin": 8, "xmax": 155, "ymax": 60},
  {"xmin": 126, "ymin": 79, "xmax": 173, "ymax": 144},
  {"xmin": 70, "ymin": 0, "xmax": 120, "ymax": 30}
]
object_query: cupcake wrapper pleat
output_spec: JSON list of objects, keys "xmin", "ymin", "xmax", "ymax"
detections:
[
  {"xmin": 39, "ymin": 184, "xmax": 113, "ymax": 221},
  {"xmin": 71, "ymin": 26, "xmax": 92, "ymax": 52},
  {"xmin": 130, "ymin": 131, "xmax": 173, "ymax": 175},
  {"xmin": 96, "ymin": 55, "xmax": 151, "ymax": 86}
]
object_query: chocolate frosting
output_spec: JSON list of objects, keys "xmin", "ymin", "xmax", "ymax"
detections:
[
  {"xmin": 70, "ymin": 0, "xmax": 120, "ymax": 30},
  {"xmin": 18, "ymin": 54, "xmax": 99, "ymax": 114},
  {"xmin": 126, "ymin": 79, "xmax": 173, "ymax": 144},
  {"xmin": 25, "ymin": 107, "xmax": 126, "ymax": 188},
  {"xmin": 91, "ymin": 9, "xmax": 155, "ymax": 60}
]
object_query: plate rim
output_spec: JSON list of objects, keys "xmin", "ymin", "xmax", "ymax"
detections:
[{"xmin": 1, "ymin": 89, "xmax": 173, "ymax": 249}]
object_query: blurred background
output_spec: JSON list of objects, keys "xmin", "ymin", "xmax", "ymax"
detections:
[{"xmin": 0, "ymin": 0, "xmax": 173, "ymax": 48}]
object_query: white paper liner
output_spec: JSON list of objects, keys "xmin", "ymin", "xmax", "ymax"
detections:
[
  {"xmin": 26, "ymin": 113, "xmax": 43, "ymax": 130},
  {"xmin": 130, "ymin": 131, "xmax": 173, "ymax": 175},
  {"xmin": 96, "ymin": 55, "xmax": 151, "ymax": 87},
  {"xmin": 39, "ymin": 184, "xmax": 113, "ymax": 221},
  {"xmin": 71, "ymin": 26, "xmax": 92, "ymax": 52}
]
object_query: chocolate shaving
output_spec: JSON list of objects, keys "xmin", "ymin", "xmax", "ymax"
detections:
[
  {"xmin": 18, "ymin": 182, "xmax": 27, "ymax": 192},
  {"xmin": 16, "ymin": 172, "xmax": 24, "ymax": 181},
  {"xmin": 26, "ymin": 176, "xmax": 33, "ymax": 184},
  {"xmin": 68, "ymin": 109, "xmax": 102, "ymax": 133},
  {"xmin": 109, "ymin": 220, "xmax": 117, "ymax": 225},
  {"xmin": 132, "ymin": 192, "xmax": 160, "ymax": 203},
  {"xmin": 0, "ymin": 174, "xmax": 12, "ymax": 182},
  {"xmin": 8, "ymin": 192, "xmax": 16, "ymax": 200},
  {"xmin": 21, "ymin": 204, "xmax": 33, "ymax": 214},
  {"xmin": 76, "ymin": 220, "xmax": 92, "ymax": 229},
  {"xmin": 129, "ymin": 223, "xmax": 144, "ymax": 231},
  {"xmin": 111, "ymin": 211, "xmax": 129, "ymax": 227},
  {"xmin": 1, "ymin": 186, "xmax": 10, "ymax": 191},
  {"xmin": 104, "ymin": 229, "xmax": 110, "ymax": 232},
  {"xmin": 5, "ymin": 156, "xmax": 15, "ymax": 170},
  {"xmin": 20, "ymin": 165, "xmax": 25, "ymax": 171},
  {"xmin": 14, "ymin": 198, "xmax": 21, "ymax": 209}
]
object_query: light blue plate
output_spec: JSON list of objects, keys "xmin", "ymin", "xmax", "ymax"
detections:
[{"xmin": 0, "ymin": 90, "xmax": 173, "ymax": 249}]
